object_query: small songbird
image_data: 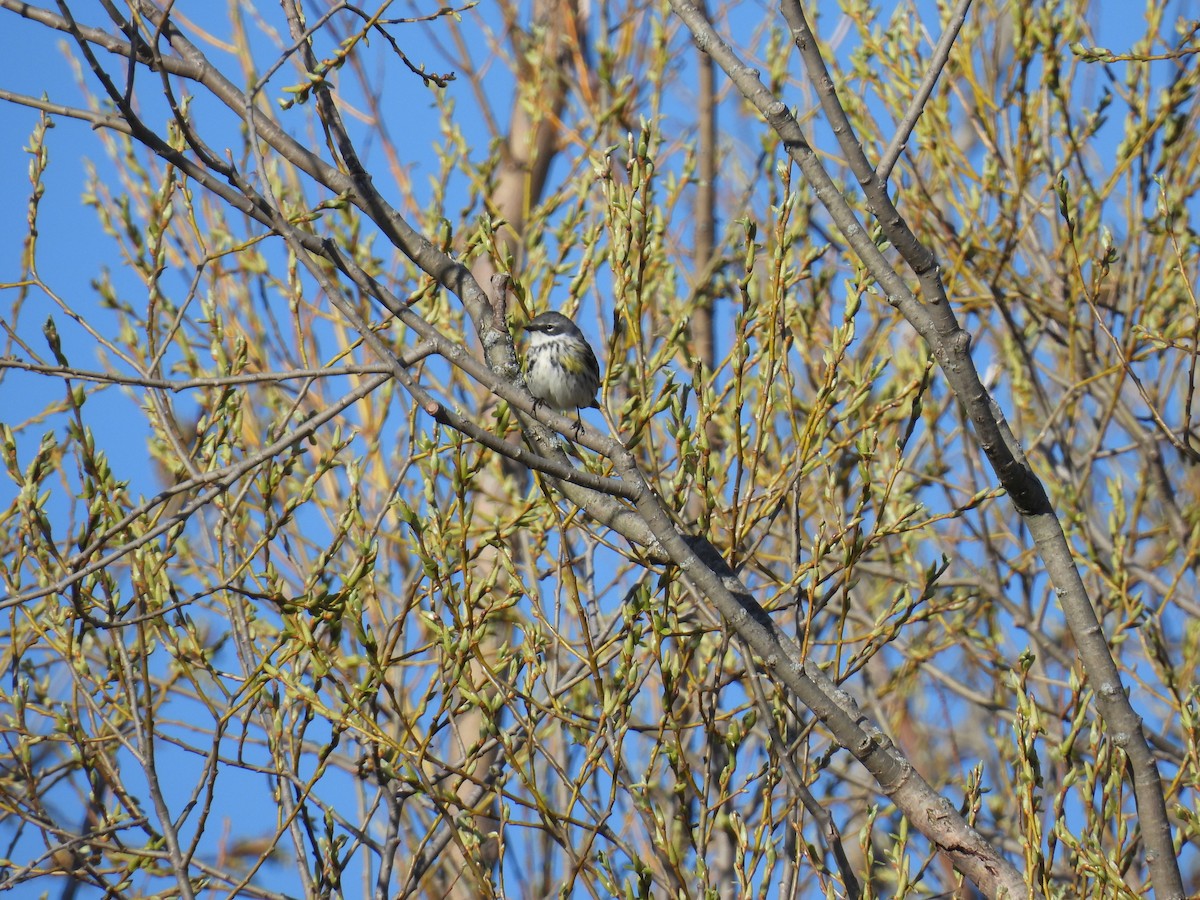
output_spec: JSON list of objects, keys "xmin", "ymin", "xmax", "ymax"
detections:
[{"xmin": 522, "ymin": 311, "xmax": 601, "ymax": 430}]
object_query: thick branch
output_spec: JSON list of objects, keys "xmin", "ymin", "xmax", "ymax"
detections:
[
  {"xmin": 667, "ymin": 0, "xmax": 1186, "ymax": 896},
  {"xmin": 610, "ymin": 444, "xmax": 1028, "ymax": 897}
]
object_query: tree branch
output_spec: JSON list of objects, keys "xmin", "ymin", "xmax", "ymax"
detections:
[{"xmin": 667, "ymin": 0, "xmax": 1186, "ymax": 896}]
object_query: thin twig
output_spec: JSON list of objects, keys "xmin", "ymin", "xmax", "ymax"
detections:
[{"xmin": 876, "ymin": 0, "xmax": 973, "ymax": 182}]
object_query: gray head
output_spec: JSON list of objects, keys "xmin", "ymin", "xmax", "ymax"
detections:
[{"xmin": 524, "ymin": 311, "xmax": 584, "ymax": 343}]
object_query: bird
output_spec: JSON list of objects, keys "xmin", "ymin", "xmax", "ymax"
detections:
[{"xmin": 522, "ymin": 311, "xmax": 601, "ymax": 433}]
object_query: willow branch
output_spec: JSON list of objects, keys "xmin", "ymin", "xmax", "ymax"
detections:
[{"xmin": 667, "ymin": 1, "xmax": 1184, "ymax": 896}]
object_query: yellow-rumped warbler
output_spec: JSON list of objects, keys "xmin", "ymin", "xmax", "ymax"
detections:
[{"xmin": 522, "ymin": 311, "xmax": 601, "ymax": 430}]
